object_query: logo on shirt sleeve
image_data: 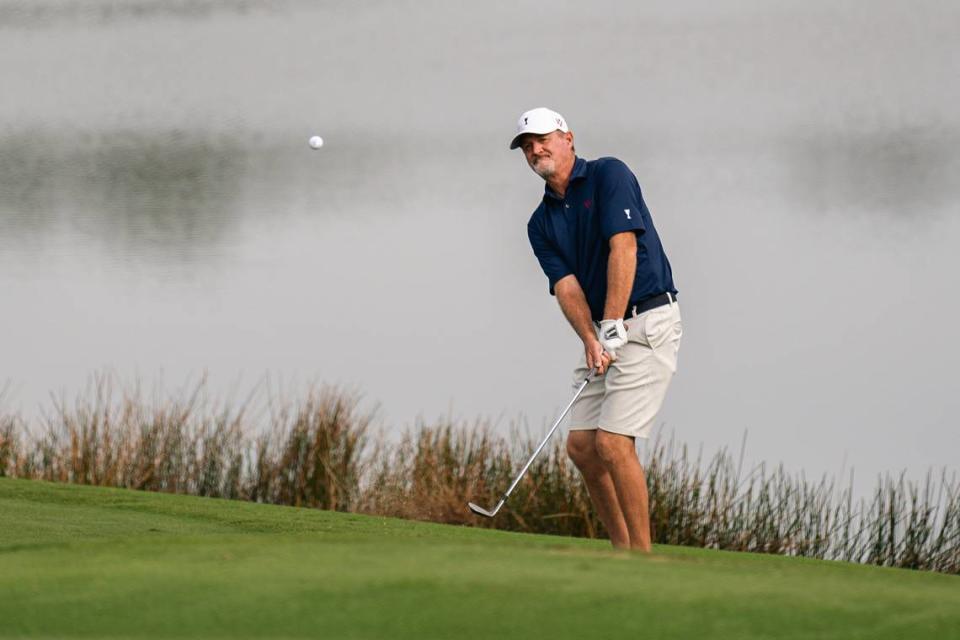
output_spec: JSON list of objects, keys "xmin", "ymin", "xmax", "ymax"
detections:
[{"xmin": 624, "ymin": 208, "xmax": 632, "ymax": 220}]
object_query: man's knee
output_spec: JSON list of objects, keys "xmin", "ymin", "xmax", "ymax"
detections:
[
  {"xmin": 566, "ymin": 431, "xmax": 601, "ymax": 469},
  {"xmin": 594, "ymin": 429, "xmax": 637, "ymax": 466}
]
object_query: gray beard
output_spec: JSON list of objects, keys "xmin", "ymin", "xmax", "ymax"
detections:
[{"xmin": 532, "ymin": 159, "xmax": 556, "ymax": 180}]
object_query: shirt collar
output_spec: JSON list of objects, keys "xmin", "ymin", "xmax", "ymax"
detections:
[{"xmin": 544, "ymin": 156, "xmax": 587, "ymax": 201}]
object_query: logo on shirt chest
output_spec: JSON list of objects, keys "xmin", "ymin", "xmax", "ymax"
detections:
[{"xmin": 583, "ymin": 199, "xmax": 592, "ymax": 209}]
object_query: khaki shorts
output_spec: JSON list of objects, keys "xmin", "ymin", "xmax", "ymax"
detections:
[{"xmin": 568, "ymin": 299, "xmax": 682, "ymax": 439}]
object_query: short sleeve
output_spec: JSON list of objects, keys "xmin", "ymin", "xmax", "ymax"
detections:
[
  {"xmin": 596, "ymin": 158, "xmax": 646, "ymax": 240},
  {"xmin": 527, "ymin": 220, "xmax": 572, "ymax": 296}
]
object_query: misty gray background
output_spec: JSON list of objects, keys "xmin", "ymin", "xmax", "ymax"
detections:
[{"xmin": 1, "ymin": 0, "xmax": 958, "ymax": 490}]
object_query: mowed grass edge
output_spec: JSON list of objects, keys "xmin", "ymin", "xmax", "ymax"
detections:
[{"xmin": 1, "ymin": 478, "xmax": 958, "ymax": 640}]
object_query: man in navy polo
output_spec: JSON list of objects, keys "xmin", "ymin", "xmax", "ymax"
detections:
[{"xmin": 512, "ymin": 107, "xmax": 683, "ymax": 552}]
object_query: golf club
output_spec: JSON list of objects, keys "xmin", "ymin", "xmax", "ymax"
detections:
[{"xmin": 468, "ymin": 367, "xmax": 598, "ymax": 518}]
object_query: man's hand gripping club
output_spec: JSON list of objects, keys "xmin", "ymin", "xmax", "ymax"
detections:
[
  {"xmin": 584, "ymin": 338, "xmax": 615, "ymax": 375},
  {"xmin": 588, "ymin": 318, "xmax": 628, "ymax": 374}
]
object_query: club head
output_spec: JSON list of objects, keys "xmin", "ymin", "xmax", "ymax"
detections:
[
  {"xmin": 467, "ymin": 499, "xmax": 505, "ymax": 518},
  {"xmin": 468, "ymin": 502, "xmax": 495, "ymax": 517}
]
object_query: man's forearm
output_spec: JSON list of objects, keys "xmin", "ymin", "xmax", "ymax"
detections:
[
  {"xmin": 554, "ymin": 275, "xmax": 598, "ymax": 344},
  {"xmin": 603, "ymin": 242, "xmax": 637, "ymax": 320}
]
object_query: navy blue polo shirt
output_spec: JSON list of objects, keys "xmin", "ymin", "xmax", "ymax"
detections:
[{"xmin": 526, "ymin": 156, "xmax": 677, "ymax": 321}]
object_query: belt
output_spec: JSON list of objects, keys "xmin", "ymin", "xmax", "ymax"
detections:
[
  {"xmin": 593, "ymin": 292, "xmax": 677, "ymax": 327},
  {"xmin": 626, "ymin": 292, "xmax": 676, "ymax": 318}
]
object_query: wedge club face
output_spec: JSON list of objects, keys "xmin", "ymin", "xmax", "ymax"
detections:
[{"xmin": 468, "ymin": 500, "xmax": 504, "ymax": 518}]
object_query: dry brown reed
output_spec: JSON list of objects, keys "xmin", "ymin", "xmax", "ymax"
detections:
[
  {"xmin": 0, "ymin": 374, "xmax": 370, "ymax": 511},
  {"xmin": 1, "ymin": 374, "xmax": 956, "ymax": 574},
  {"xmin": 642, "ymin": 430, "xmax": 960, "ymax": 572},
  {"xmin": 0, "ymin": 413, "xmax": 23, "ymax": 478},
  {"xmin": 250, "ymin": 386, "xmax": 371, "ymax": 511},
  {"xmin": 358, "ymin": 420, "xmax": 601, "ymax": 538}
]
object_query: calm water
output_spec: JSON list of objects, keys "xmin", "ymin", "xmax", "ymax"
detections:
[{"xmin": 1, "ymin": 0, "xmax": 958, "ymax": 490}]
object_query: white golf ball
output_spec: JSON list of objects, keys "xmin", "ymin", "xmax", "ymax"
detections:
[{"xmin": 308, "ymin": 135, "xmax": 324, "ymax": 149}]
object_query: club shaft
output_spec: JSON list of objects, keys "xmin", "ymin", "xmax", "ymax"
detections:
[{"xmin": 501, "ymin": 374, "xmax": 593, "ymax": 501}]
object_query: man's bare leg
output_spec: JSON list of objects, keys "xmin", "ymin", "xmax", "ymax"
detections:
[
  {"xmin": 566, "ymin": 430, "xmax": 630, "ymax": 548},
  {"xmin": 594, "ymin": 429, "xmax": 652, "ymax": 552}
]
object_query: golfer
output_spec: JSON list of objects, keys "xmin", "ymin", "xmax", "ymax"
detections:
[{"xmin": 512, "ymin": 108, "xmax": 682, "ymax": 552}]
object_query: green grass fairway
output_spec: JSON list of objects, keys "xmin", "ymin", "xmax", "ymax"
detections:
[{"xmin": 1, "ymin": 478, "xmax": 958, "ymax": 639}]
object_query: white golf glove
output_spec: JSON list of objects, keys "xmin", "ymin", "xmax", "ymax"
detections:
[{"xmin": 599, "ymin": 318, "xmax": 628, "ymax": 359}]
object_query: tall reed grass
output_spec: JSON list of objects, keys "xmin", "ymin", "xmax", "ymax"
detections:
[
  {"xmin": 1, "ymin": 374, "xmax": 956, "ymax": 574},
  {"xmin": 0, "ymin": 375, "xmax": 370, "ymax": 511},
  {"xmin": 360, "ymin": 420, "xmax": 601, "ymax": 538}
]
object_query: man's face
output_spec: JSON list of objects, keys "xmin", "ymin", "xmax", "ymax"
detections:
[{"xmin": 520, "ymin": 130, "xmax": 574, "ymax": 180}]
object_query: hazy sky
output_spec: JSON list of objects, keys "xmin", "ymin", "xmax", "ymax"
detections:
[{"xmin": 1, "ymin": 0, "xmax": 958, "ymax": 493}]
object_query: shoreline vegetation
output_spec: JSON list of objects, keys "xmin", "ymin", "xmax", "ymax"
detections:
[{"xmin": 0, "ymin": 374, "xmax": 956, "ymax": 575}]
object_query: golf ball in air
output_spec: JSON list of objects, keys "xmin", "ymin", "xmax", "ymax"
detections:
[{"xmin": 309, "ymin": 135, "xmax": 324, "ymax": 149}]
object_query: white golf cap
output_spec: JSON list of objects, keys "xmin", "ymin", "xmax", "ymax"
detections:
[{"xmin": 509, "ymin": 107, "xmax": 569, "ymax": 149}]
